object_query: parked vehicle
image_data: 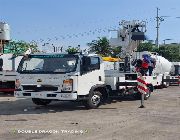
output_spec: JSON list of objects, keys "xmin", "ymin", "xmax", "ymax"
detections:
[
  {"xmin": 0, "ymin": 54, "xmax": 22, "ymax": 93},
  {"xmin": 14, "ymin": 52, "xmax": 172, "ymax": 108}
]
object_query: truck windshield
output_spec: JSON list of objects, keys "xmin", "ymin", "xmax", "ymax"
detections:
[{"xmin": 17, "ymin": 54, "xmax": 78, "ymax": 74}]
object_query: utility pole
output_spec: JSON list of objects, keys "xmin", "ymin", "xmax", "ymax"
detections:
[
  {"xmin": 156, "ymin": 7, "xmax": 160, "ymax": 48},
  {"xmin": 156, "ymin": 8, "xmax": 166, "ymax": 48}
]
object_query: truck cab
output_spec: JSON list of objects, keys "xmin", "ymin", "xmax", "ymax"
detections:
[
  {"xmin": 15, "ymin": 53, "xmax": 106, "ymax": 108},
  {"xmin": 0, "ymin": 54, "xmax": 22, "ymax": 93}
]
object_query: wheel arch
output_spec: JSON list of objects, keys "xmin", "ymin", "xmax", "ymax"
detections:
[{"xmin": 89, "ymin": 84, "xmax": 109, "ymax": 100}]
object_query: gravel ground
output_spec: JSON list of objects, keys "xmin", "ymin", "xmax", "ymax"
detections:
[{"xmin": 0, "ymin": 86, "xmax": 180, "ymax": 140}]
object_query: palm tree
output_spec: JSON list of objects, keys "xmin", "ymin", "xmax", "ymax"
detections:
[
  {"xmin": 87, "ymin": 37, "xmax": 112, "ymax": 56},
  {"xmin": 65, "ymin": 46, "xmax": 80, "ymax": 54}
]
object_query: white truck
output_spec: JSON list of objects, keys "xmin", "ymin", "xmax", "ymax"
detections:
[
  {"xmin": 14, "ymin": 51, "xmax": 177, "ymax": 108},
  {"xmin": 0, "ymin": 54, "xmax": 22, "ymax": 93},
  {"xmin": 169, "ymin": 62, "xmax": 180, "ymax": 85},
  {"xmin": 15, "ymin": 53, "xmax": 155, "ymax": 108},
  {"xmin": 171, "ymin": 62, "xmax": 180, "ymax": 76}
]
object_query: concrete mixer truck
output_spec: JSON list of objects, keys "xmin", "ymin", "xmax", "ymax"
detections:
[{"xmin": 130, "ymin": 51, "xmax": 174, "ymax": 87}]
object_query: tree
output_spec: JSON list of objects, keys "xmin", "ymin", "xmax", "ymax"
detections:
[
  {"xmin": 111, "ymin": 46, "xmax": 122, "ymax": 57},
  {"xmin": 158, "ymin": 44, "xmax": 180, "ymax": 61},
  {"xmin": 65, "ymin": 46, "xmax": 80, "ymax": 54},
  {"xmin": 4, "ymin": 40, "xmax": 39, "ymax": 55},
  {"xmin": 137, "ymin": 42, "xmax": 180, "ymax": 61},
  {"xmin": 87, "ymin": 37, "xmax": 112, "ymax": 56},
  {"xmin": 87, "ymin": 37, "xmax": 122, "ymax": 57},
  {"xmin": 137, "ymin": 42, "xmax": 153, "ymax": 52}
]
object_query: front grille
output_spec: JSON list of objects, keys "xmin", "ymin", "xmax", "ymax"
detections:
[{"xmin": 22, "ymin": 85, "xmax": 58, "ymax": 91}]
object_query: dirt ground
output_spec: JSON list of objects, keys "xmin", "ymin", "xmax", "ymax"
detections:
[{"xmin": 0, "ymin": 86, "xmax": 180, "ymax": 140}]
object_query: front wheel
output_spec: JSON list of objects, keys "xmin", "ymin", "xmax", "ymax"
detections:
[
  {"xmin": 144, "ymin": 87, "xmax": 151, "ymax": 100},
  {"xmin": 83, "ymin": 91, "xmax": 102, "ymax": 109},
  {"xmin": 32, "ymin": 98, "xmax": 52, "ymax": 105}
]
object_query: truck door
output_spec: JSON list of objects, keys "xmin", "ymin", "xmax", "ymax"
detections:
[{"xmin": 78, "ymin": 56, "xmax": 104, "ymax": 95}]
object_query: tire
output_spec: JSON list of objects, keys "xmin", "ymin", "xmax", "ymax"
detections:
[
  {"xmin": 166, "ymin": 82, "xmax": 170, "ymax": 87},
  {"xmin": 32, "ymin": 98, "xmax": 52, "ymax": 106},
  {"xmin": 163, "ymin": 82, "xmax": 169, "ymax": 88},
  {"xmin": 83, "ymin": 91, "xmax": 102, "ymax": 109},
  {"xmin": 144, "ymin": 87, "xmax": 151, "ymax": 100},
  {"xmin": 158, "ymin": 84, "xmax": 164, "ymax": 89}
]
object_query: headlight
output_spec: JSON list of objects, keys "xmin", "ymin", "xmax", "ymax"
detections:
[
  {"xmin": 15, "ymin": 79, "xmax": 21, "ymax": 89},
  {"xmin": 62, "ymin": 79, "xmax": 73, "ymax": 92}
]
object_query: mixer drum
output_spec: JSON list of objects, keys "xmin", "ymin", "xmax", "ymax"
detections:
[{"xmin": 152, "ymin": 55, "xmax": 173, "ymax": 74}]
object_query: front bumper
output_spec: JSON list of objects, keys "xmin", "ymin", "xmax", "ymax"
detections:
[{"xmin": 14, "ymin": 90, "xmax": 78, "ymax": 100}]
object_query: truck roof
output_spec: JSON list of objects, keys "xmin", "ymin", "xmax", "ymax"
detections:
[
  {"xmin": 30, "ymin": 53, "xmax": 100, "ymax": 58},
  {"xmin": 30, "ymin": 53, "xmax": 68, "ymax": 55}
]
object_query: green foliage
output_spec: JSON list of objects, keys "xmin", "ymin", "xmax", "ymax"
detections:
[
  {"xmin": 158, "ymin": 44, "xmax": 180, "ymax": 62},
  {"xmin": 111, "ymin": 46, "xmax": 122, "ymax": 57},
  {"xmin": 137, "ymin": 42, "xmax": 180, "ymax": 61},
  {"xmin": 87, "ymin": 37, "xmax": 122, "ymax": 57},
  {"xmin": 87, "ymin": 37, "xmax": 112, "ymax": 56},
  {"xmin": 65, "ymin": 46, "xmax": 80, "ymax": 54},
  {"xmin": 4, "ymin": 40, "xmax": 39, "ymax": 55},
  {"xmin": 137, "ymin": 42, "xmax": 153, "ymax": 52}
]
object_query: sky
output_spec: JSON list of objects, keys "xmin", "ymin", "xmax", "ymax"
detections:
[{"xmin": 1, "ymin": 0, "xmax": 180, "ymax": 52}]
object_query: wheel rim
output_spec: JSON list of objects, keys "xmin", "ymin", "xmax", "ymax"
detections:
[
  {"xmin": 91, "ymin": 95, "xmax": 101, "ymax": 106},
  {"xmin": 145, "ymin": 93, "xmax": 150, "ymax": 98},
  {"xmin": 145, "ymin": 89, "xmax": 150, "ymax": 98},
  {"xmin": 167, "ymin": 82, "xmax": 169, "ymax": 86}
]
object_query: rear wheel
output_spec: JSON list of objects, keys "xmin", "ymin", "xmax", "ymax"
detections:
[
  {"xmin": 83, "ymin": 91, "xmax": 102, "ymax": 109},
  {"xmin": 163, "ymin": 82, "xmax": 169, "ymax": 88},
  {"xmin": 32, "ymin": 98, "xmax": 52, "ymax": 105}
]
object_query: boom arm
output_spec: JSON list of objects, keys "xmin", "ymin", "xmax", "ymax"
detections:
[{"xmin": 109, "ymin": 20, "xmax": 147, "ymax": 57}]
